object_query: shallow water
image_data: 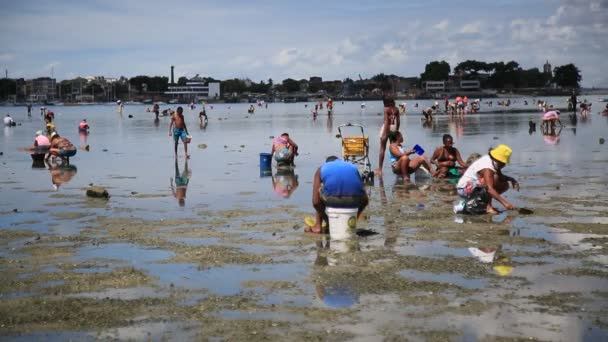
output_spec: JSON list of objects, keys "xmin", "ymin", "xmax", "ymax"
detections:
[{"xmin": 1, "ymin": 96, "xmax": 608, "ymax": 340}]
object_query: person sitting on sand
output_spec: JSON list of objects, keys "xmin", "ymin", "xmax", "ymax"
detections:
[
  {"xmin": 430, "ymin": 134, "xmax": 468, "ymax": 178},
  {"xmin": 306, "ymin": 156, "xmax": 368, "ymax": 234},
  {"xmin": 272, "ymin": 133, "xmax": 298, "ymax": 166},
  {"xmin": 45, "ymin": 132, "xmax": 77, "ymax": 164},
  {"xmin": 456, "ymin": 144, "xmax": 519, "ymax": 214},
  {"xmin": 388, "ymin": 131, "xmax": 434, "ymax": 180},
  {"xmin": 169, "ymin": 106, "xmax": 190, "ymax": 159}
]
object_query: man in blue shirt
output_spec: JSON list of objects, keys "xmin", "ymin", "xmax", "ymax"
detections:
[{"xmin": 306, "ymin": 156, "xmax": 369, "ymax": 234}]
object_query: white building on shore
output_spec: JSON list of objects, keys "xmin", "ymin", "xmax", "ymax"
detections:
[{"xmin": 165, "ymin": 75, "xmax": 220, "ymax": 101}]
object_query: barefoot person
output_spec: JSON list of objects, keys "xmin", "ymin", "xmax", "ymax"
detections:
[
  {"xmin": 45, "ymin": 132, "xmax": 77, "ymax": 164},
  {"xmin": 272, "ymin": 133, "xmax": 298, "ymax": 166},
  {"xmin": 456, "ymin": 144, "xmax": 519, "ymax": 214},
  {"xmin": 376, "ymin": 98, "xmax": 400, "ymax": 175},
  {"xmin": 169, "ymin": 106, "xmax": 190, "ymax": 159},
  {"xmin": 387, "ymin": 131, "xmax": 433, "ymax": 181},
  {"xmin": 307, "ymin": 156, "xmax": 368, "ymax": 234},
  {"xmin": 430, "ymin": 134, "xmax": 468, "ymax": 178}
]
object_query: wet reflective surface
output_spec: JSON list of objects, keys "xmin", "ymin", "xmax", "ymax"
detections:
[{"xmin": 1, "ymin": 97, "xmax": 608, "ymax": 340}]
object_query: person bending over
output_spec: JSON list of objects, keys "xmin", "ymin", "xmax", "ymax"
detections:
[
  {"xmin": 307, "ymin": 156, "xmax": 368, "ymax": 234},
  {"xmin": 456, "ymin": 144, "xmax": 519, "ymax": 214},
  {"xmin": 272, "ymin": 133, "xmax": 298, "ymax": 166}
]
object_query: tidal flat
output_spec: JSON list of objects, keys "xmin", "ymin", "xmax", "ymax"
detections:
[{"xmin": 1, "ymin": 99, "xmax": 607, "ymax": 340}]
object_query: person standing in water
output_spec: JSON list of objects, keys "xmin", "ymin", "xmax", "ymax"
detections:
[
  {"xmin": 169, "ymin": 106, "xmax": 190, "ymax": 159},
  {"xmin": 376, "ymin": 98, "xmax": 400, "ymax": 176}
]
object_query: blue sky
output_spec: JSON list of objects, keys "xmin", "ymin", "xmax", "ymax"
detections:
[{"xmin": 1, "ymin": 0, "xmax": 606, "ymax": 86}]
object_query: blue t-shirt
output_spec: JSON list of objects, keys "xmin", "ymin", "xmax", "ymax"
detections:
[{"xmin": 320, "ymin": 160, "xmax": 365, "ymax": 196}]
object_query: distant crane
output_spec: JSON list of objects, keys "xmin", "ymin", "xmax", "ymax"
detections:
[{"xmin": 358, "ymin": 74, "xmax": 363, "ymax": 81}]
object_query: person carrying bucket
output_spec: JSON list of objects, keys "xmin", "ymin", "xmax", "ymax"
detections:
[
  {"xmin": 306, "ymin": 156, "xmax": 368, "ymax": 234},
  {"xmin": 271, "ymin": 133, "xmax": 298, "ymax": 167}
]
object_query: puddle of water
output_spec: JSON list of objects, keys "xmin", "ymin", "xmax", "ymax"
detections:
[
  {"xmin": 399, "ymin": 269, "xmax": 487, "ymax": 289},
  {"xmin": 75, "ymin": 243, "xmax": 174, "ymax": 265},
  {"xmin": 143, "ymin": 262, "xmax": 310, "ymax": 296},
  {"xmin": 218, "ymin": 309, "xmax": 302, "ymax": 322},
  {"xmin": 393, "ymin": 240, "xmax": 472, "ymax": 259},
  {"xmin": 68, "ymin": 287, "xmax": 166, "ymax": 300}
]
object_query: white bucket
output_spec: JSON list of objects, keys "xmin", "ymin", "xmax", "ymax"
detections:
[{"xmin": 326, "ymin": 207, "xmax": 358, "ymax": 240}]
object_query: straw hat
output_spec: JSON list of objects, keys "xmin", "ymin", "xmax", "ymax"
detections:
[{"xmin": 490, "ymin": 144, "xmax": 512, "ymax": 164}]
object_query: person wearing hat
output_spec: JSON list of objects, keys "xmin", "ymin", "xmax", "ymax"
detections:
[
  {"xmin": 22, "ymin": 131, "xmax": 51, "ymax": 154},
  {"xmin": 45, "ymin": 132, "xmax": 77, "ymax": 164},
  {"xmin": 456, "ymin": 144, "xmax": 519, "ymax": 214}
]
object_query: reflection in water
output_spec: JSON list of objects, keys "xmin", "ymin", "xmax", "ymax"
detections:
[
  {"xmin": 46, "ymin": 161, "xmax": 78, "ymax": 190},
  {"xmin": 271, "ymin": 169, "xmax": 299, "ymax": 198},
  {"xmin": 313, "ymin": 238, "xmax": 360, "ymax": 309},
  {"xmin": 542, "ymin": 125, "xmax": 562, "ymax": 145},
  {"xmin": 170, "ymin": 159, "xmax": 190, "ymax": 207},
  {"xmin": 326, "ymin": 115, "xmax": 333, "ymax": 134}
]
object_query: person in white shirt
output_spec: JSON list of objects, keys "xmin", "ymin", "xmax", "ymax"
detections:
[
  {"xmin": 456, "ymin": 144, "xmax": 519, "ymax": 214},
  {"xmin": 3, "ymin": 114, "xmax": 14, "ymax": 126}
]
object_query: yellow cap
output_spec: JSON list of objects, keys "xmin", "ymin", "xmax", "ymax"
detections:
[
  {"xmin": 490, "ymin": 144, "xmax": 512, "ymax": 164},
  {"xmin": 493, "ymin": 265, "xmax": 514, "ymax": 276}
]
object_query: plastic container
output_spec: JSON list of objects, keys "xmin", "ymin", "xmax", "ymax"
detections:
[
  {"xmin": 259, "ymin": 153, "xmax": 272, "ymax": 170},
  {"xmin": 326, "ymin": 207, "xmax": 358, "ymax": 240},
  {"xmin": 413, "ymin": 144, "xmax": 425, "ymax": 155}
]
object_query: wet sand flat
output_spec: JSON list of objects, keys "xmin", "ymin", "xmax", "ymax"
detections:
[{"xmin": 1, "ymin": 98, "xmax": 608, "ymax": 340}]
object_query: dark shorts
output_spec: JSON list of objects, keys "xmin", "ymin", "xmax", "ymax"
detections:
[
  {"xmin": 60, "ymin": 149, "xmax": 77, "ymax": 157},
  {"xmin": 173, "ymin": 128, "xmax": 187, "ymax": 142},
  {"xmin": 320, "ymin": 190, "xmax": 365, "ymax": 208}
]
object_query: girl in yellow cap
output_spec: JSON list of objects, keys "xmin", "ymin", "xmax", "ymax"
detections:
[{"xmin": 455, "ymin": 144, "xmax": 519, "ymax": 214}]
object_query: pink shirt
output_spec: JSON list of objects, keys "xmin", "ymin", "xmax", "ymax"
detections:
[{"xmin": 35, "ymin": 135, "xmax": 50, "ymax": 146}]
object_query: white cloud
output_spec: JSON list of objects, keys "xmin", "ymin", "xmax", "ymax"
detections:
[
  {"xmin": 372, "ymin": 43, "xmax": 408, "ymax": 63},
  {"xmin": 275, "ymin": 48, "xmax": 299, "ymax": 66},
  {"xmin": 460, "ymin": 21, "xmax": 481, "ymax": 34},
  {"xmin": 433, "ymin": 20, "xmax": 449, "ymax": 31},
  {"xmin": 0, "ymin": 53, "xmax": 15, "ymax": 62}
]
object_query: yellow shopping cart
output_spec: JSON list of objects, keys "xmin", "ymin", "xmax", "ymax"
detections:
[{"xmin": 338, "ymin": 123, "xmax": 374, "ymax": 183}]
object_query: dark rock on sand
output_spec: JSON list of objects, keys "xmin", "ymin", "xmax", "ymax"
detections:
[{"xmin": 86, "ymin": 186, "xmax": 109, "ymax": 199}]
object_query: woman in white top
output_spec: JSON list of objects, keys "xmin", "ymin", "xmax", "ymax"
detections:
[{"xmin": 456, "ymin": 144, "xmax": 519, "ymax": 214}]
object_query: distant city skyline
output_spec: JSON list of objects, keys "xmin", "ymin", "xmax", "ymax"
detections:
[{"xmin": 1, "ymin": 0, "xmax": 606, "ymax": 87}]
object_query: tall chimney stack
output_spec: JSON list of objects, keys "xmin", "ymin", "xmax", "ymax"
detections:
[{"xmin": 171, "ymin": 65, "xmax": 175, "ymax": 84}]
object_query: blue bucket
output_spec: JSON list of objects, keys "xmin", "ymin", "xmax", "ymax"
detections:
[
  {"xmin": 413, "ymin": 144, "xmax": 425, "ymax": 155},
  {"xmin": 259, "ymin": 153, "xmax": 272, "ymax": 170}
]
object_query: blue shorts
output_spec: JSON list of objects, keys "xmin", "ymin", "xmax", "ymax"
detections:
[
  {"xmin": 173, "ymin": 128, "xmax": 187, "ymax": 142},
  {"xmin": 60, "ymin": 149, "xmax": 77, "ymax": 157}
]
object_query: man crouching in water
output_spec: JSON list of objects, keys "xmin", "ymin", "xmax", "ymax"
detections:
[
  {"xmin": 456, "ymin": 144, "xmax": 519, "ymax": 214},
  {"xmin": 45, "ymin": 132, "xmax": 77, "ymax": 164},
  {"xmin": 306, "ymin": 156, "xmax": 369, "ymax": 234},
  {"xmin": 169, "ymin": 106, "xmax": 190, "ymax": 159}
]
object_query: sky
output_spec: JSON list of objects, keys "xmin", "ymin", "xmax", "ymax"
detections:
[{"xmin": 0, "ymin": 0, "xmax": 607, "ymax": 87}]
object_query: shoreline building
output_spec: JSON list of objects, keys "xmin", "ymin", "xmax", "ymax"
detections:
[
  {"xmin": 165, "ymin": 74, "xmax": 220, "ymax": 102},
  {"xmin": 24, "ymin": 77, "xmax": 57, "ymax": 103}
]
